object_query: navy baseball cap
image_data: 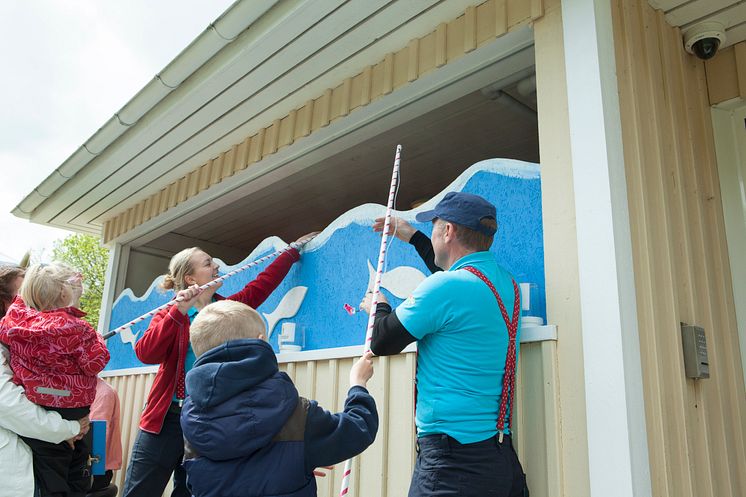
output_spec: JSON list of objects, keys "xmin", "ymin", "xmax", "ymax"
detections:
[{"xmin": 415, "ymin": 192, "xmax": 497, "ymax": 236}]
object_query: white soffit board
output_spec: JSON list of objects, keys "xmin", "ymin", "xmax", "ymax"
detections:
[
  {"xmin": 24, "ymin": 0, "xmax": 485, "ymax": 233},
  {"xmin": 649, "ymin": 0, "xmax": 746, "ymax": 47}
]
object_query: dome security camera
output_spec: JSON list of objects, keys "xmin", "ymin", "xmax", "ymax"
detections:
[{"xmin": 684, "ymin": 21, "xmax": 726, "ymax": 60}]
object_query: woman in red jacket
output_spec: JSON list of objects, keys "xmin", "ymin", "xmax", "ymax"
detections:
[{"xmin": 122, "ymin": 235, "xmax": 313, "ymax": 497}]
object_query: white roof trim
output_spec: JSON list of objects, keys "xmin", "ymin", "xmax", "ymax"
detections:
[{"xmin": 12, "ymin": 0, "xmax": 280, "ymax": 220}]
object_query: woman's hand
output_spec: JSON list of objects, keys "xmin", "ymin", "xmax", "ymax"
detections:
[
  {"xmin": 372, "ymin": 217, "xmax": 416, "ymax": 243},
  {"xmin": 175, "ymin": 284, "xmax": 203, "ymax": 315},
  {"xmin": 294, "ymin": 232, "xmax": 320, "ymax": 246},
  {"xmin": 67, "ymin": 416, "xmax": 90, "ymax": 448}
]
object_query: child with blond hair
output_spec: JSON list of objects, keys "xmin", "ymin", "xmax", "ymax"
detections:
[
  {"xmin": 180, "ymin": 300, "xmax": 379, "ymax": 497},
  {"xmin": 0, "ymin": 263, "xmax": 110, "ymax": 497}
]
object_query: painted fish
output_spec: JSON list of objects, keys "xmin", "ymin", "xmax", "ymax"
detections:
[
  {"xmin": 119, "ymin": 325, "xmax": 139, "ymax": 351},
  {"xmin": 366, "ymin": 260, "xmax": 426, "ymax": 299},
  {"xmin": 263, "ymin": 286, "xmax": 308, "ymax": 337}
]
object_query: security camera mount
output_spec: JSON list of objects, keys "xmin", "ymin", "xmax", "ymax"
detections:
[{"xmin": 684, "ymin": 21, "xmax": 726, "ymax": 60}]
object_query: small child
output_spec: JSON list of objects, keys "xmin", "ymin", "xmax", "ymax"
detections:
[
  {"xmin": 181, "ymin": 300, "xmax": 378, "ymax": 497},
  {"xmin": 0, "ymin": 263, "xmax": 110, "ymax": 497}
]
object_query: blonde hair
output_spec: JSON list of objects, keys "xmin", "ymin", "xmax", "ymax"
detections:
[
  {"xmin": 20, "ymin": 263, "xmax": 78, "ymax": 311},
  {"xmin": 161, "ymin": 247, "xmax": 202, "ymax": 292},
  {"xmin": 190, "ymin": 300, "xmax": 266, "ymax": 357}
]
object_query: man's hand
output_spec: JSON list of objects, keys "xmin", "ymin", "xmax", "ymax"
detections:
[
  {"xmin": 372, "ymin": 217, "xmax": 416, "ymax": 243},
  {"xmin": 313, "ymin": 466, "xmax": 334, "ymax": 477},
  {"xmin": 359, "ymin": 290, "xmax": 389, "ymax": 315},
  {"xmin": 349, "ymin": 350, "xmax": 374, "ymax": 388}
]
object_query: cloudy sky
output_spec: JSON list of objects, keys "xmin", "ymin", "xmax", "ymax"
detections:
[{"xmin": 0, "ymin": 0, "xmax": 235, "ymax": 263}]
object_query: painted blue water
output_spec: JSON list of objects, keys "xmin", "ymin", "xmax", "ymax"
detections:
[{"xmin": 105, "ymin": 160, "xmax": 545, "ymax": 371}]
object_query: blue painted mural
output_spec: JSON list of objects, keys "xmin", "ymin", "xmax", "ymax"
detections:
[{"xmin": 105, "ymin": 159, "xmax": 545, "ymax": 371}]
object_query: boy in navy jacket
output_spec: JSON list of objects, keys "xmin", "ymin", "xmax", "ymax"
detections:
[{"xmin": 180, "ymin": 300, "xmax": 378, "ymax": 497}]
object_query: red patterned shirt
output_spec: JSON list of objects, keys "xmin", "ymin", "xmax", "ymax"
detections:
[{"xmin": 0, "ymin": 297, "xmax": 110, "ymax": 408}]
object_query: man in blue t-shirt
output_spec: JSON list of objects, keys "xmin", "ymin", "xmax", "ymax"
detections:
[{"xmin": 362, "ymin": 192, "xmax": 528, "ymax": 497}]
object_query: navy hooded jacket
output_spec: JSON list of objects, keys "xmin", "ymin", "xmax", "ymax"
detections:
[{"xmin": 180, "ymin": 338, "xmax": 378, "ymax": 497}]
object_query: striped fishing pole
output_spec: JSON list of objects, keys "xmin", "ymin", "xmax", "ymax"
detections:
[
  {"xmin": 338, "ymin": 144, "xmax": 401, "ymax": 496},
  {"xmin": 102, "ymin": 235, "xmax": 317, "ymax": 340}
]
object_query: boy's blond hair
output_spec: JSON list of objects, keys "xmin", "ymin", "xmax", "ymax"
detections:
[
  {"xmin": 20, "ymin": 263, "xmax": 78, "ymax": 311},
  {"xmin": 190, "ymin": 300, "xmax": 267, "ymax": 357}
]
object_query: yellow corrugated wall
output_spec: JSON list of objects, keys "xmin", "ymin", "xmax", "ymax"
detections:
[
  {"xmin": 106, "ymin": 343, "xmax": 559, "ymax": 497},
  {"xmin": 612, "ymin": 1, "xmax": 746, "ymax": 496}
]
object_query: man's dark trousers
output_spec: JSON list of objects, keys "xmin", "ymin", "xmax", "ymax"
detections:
[{"xmin": 409, "ymin": 433, "xmax": 529, "ymax": 497}]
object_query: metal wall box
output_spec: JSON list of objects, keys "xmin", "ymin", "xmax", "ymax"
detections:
[{"xmin": 681, "ymin": 323, "xmax": 709, "ymax": 379}]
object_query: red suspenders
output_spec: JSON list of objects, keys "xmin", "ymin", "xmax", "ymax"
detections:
[
  {"xmin": 462, "ymin": 266, "xmax": 520, "ymax": 442},
  {"xmin": 411, "ymin": 266, "xmax": 520, "ymax": 444}
]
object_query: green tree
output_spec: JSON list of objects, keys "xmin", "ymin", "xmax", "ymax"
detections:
[{"xmin": 52, "ymin": 234, "xmax": 109, "ymax": 330}]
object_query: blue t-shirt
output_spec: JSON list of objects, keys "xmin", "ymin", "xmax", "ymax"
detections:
[{"xmin": 395, "ymin": 251, "xmax": 521, "ymax": 444}]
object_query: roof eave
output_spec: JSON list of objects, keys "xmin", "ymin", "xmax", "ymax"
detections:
[{"xmin": 12, "ymin": 0, "xmax": 280, "ymax": 227}]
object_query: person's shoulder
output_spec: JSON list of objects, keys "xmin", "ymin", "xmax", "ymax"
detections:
[
  {"xmin": 96, "ymin": 378, "xmax": 117, "ymax": 398},
  {"xmin": 420, "ymin": 269, "xmax": 457, "ymax": 287}
]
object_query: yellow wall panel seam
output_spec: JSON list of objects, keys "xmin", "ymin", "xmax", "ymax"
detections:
[
  {"xmin": 103, "ymin": 220, "xmax": 111, "ymax": 243},
  {"xmin": 435, "ymin": 23, "xmax": 447, "ymax": 67},
  {"xmin": 340, "ymin": 79, "xmax": 352, "ymax": 116},
  {"xmin": 361, "ymin": 66, "xmax": 373, "ymax": 105},
  {"xmin": 133, "ymin": 202, "xmax": 143, "ymax": 226},
  {"xmin": 166, "ymin": 184, "xmax": 176, "ymax": 210},
  {"xmin": 734, "ymin": 43, "xmax": 746, "ymax": 99},
  {"xmin": 126, "ymin": 207, "xmax": 136, "ymax": 232},
  {"xmin": 237, "ymin": 136, "xmax": 250, "ymax": 171},
  {"xmin": 531, "ymin": 0, "xmax": 544, "ymax": 20},
  {"xmin": 266, "ymin": 120, "xmax": 280, "ymax": 155},
  {"xmin": 464, "ymin": 6, "xmax": 477, "ymax": 53},
  {"xmin": 495, "ymin": 0, "xmax": 508, "ymax": 37},
  {"xmin": 408, "ymin": 39, "xmax": 419, "ymax": 81},
  {"xmin": 383, "ymin": 53, "xmax": 394, "ymax": 95},
  {"xmin": 301, "ymin": 100, "xmax": 313, "ymax": 137},
  {"xmin": 251, "ymin": 129, "xmax": 265, "ymax": 164},
  {"xmin": 210, "ymin": 156, "xmax": 223, "ymax": 186},
  {"xmin": 221, "ymin": 147, "xmax": 235, "ymax": 179},
  {"xmin": 187, "ymin": 170, "xmax": 199, "ymax": 199},
  {"xmin": 176, "ymin": 177, "xmax": 188, "ymax": 204},
  {"xmin": 286, "ymin": 109, "xmax": 298, "ymax": 146},
  {"xmin": 317, "ymin": 89, "xmax": 332, "ymax": 129}
]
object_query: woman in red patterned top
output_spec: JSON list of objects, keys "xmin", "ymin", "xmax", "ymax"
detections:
[
  {"xmin": 122, "ymin": 234, "xmax": 315, "ymax": 497},
  {"xmin": 0, "ymin": 263, "xmax": 110, "ymax": 497}
]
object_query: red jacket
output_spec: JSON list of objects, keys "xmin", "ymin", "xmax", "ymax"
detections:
[
  {"xmin": 0, "ymin": 297, "xmax": 110, "ymax": 408},
  {"xmin": 135, "ymin": 248, "xmax": 300, "ymax": 434}
]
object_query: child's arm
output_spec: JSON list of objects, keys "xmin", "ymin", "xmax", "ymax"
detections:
[
  {"xmin": 0, "ymin": 349, "xmax": 80, "ymax": 443},
  {"xmin": 303, "ymin": 352, "xmax": 378, "ymax": 471},
  {"xmin": 75, "ymin": 322, "xmax": 110, "ymax": 376}
]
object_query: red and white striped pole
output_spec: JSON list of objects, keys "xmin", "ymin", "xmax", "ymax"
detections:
[
  {"xmin": 339, "ymin": 144, "xmax": 401, "ymax": 496},
  {"xmin": 102, "ymin": 235, "xmax": 316, "ymax": 340}
]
